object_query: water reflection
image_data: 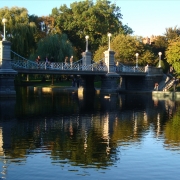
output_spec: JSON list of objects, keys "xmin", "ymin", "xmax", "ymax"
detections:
[{"xmin": 0, "ymin": 87, "xmax": 180, "ymax": 179}]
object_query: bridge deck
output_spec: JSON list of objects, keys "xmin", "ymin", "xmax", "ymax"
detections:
[{"xmin": 14, "ymin": 68, "xmax": 107, "ymax": 75}]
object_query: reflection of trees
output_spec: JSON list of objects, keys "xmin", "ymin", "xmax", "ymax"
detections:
[
  {"xmin": 3, "ymin": 109, "xmax": 157, "ymax": 167},
  {"xmin": 2, "ymin": 89, "xmax": 180, "ymax": 168},
  {"xmin": 164, "ymin": 102, "xmax": 180, "ymax": 150},
  {"xmin": 15, "ymin": 87, "xmax": 79, "ymax": 117},
  {"xmin": 111, "ymin": 111, "xmax": 151, "ymax": 145},
  {"xmin": 6, "ymin": 116, "xmax": 116, "ymax": 168}
]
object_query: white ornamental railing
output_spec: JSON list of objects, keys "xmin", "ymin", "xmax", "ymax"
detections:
[
  {"xmin": 11, "ymin": 50, "xmax": 107, "ymax": 71},
  {"xmin": 116, "ymin": 64, "xmax": 145, "ymax": 73},
  {"xmin": 11, "ymin": 51, "xmax": 162, "ymax": 74},
  {"xmin": 11, "ymin": 60, "xmax": 108, "ymax": 71}
]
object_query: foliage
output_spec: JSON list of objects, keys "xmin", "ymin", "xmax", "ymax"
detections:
[
  {"xmin": 94, "ymin": 34, "xmax": 157, "ymax": 66},
  {"xmin": 151, "ymin": 35, "xmax": 168, "ymax": 59},
  {"xmin": 165, "ymin": 38, "xmax": 180, "ymax": 75},
  {"xmin": 30, "ymin": 33, "xmax": 74, "ymax": 62},
  {"xmin": 93, "ymin": 46, "xmax": 107, "ymax": 62},
  {"xmin": 164, "ymin": 26, "xmax": 180, "ymax": 41},
  {"xmin": 0, "ymin": 7, "xmax": 37, "ymax": 57},
  {"xmin": 51, "ymin": 0, "xmax": 133, "ymax": 57},
  {"xmin": 164, "ymin": 106, "xmax": 180, "ymax": 145},
  {"xmin": 111, "ymin": 34, "xmax": 143, "ymax": 64}
]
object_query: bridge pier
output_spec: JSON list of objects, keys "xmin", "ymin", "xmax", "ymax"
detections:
[
  {"xmin": 78, "ymin": 75, "xmax": 95, "ymax": 101},
  {"xmin": 100, "ymin": 50, "xmax": 120, "ymax": 93},
  {"xmin": 118, "ymin": 72, "xmax": 163, "ymax": 92},
  {"xmin": 0, "ymin": 41, "xmax": 17, "ymax": 97},
  {"xmin": 78, "ymin": 75, "xmax": 95, "ymax": 93}
]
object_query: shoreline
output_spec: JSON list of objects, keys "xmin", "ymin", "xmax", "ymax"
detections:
[{"xmin": 27, "ymin": 86, "xmax": 180, "ymax": 100}]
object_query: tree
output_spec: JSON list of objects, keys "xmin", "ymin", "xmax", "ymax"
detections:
[
  {"xmin": 51, "ymin": 0, "xmax": 133, "ymax": 57},
  {"xmin": 164, "ymin": 26, "xmax": 180, "ymax": 41},
  {"xmin": 150, "ymin": 35, "xmax": 167, "ymax": 58},
  {"xmin": 0, "ymin": 7, "xmax": 37, "ymax": 57},
  {"xmin": 30, "ymin": 33, "xmax": 74, "ymax": 62},
  {"xmin": 93, "ymin": 45, "xmax": 107, "ymax": 62},
  {"xmin": 149, "ymin": 36, "xmax": 169, "ymax": 72},
  {"xmin": 94, "ymin": 34, "xmax": 157, "ymax": 66},
  {"xmin": 165, "ymin": 37, "xmax": 180, "ymax": 75}
]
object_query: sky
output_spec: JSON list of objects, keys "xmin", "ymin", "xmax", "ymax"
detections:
[{"xmin": 1, "ymin": 0, "xmax": 180, "ymax": 37}]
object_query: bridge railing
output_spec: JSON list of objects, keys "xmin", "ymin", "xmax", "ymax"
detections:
[
  {"xmin": 11, "ymin": 60, "xmax": 108, "ymax": 71},
  {"xmin": 116, "ymin": 64, "xmax": 145, "ymax": 73},
  {"xmin": 116, "ymin": 64, "xmax": 163, "ymax": 75},
  {"xmin": 11, "ymin": 50, "xmax": 107, "ymax": 71},
  {"xmin": 146, "ymin": 66, "xmax": 163, "ymax": 74}
]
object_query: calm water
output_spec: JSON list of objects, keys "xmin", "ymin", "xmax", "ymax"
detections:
[{"xmin": 0, "ymin": 87, "xmax": 180, "ymax": 180}]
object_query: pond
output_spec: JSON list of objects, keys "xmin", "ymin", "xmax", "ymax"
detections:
[{"xmin": 0, "ymin": 87, "xmax": 180, "ymax": 180}]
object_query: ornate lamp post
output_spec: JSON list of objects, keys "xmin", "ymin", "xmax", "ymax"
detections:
[
  {"xmin": 158, "ymin": 52, "xmax": 162, "ymax": 67},
  {"xmin": 107, "ymin": 33, "xmax": 112, "ymax": 51},
  {"xmin": 2, "ymin": 18, "xmax": 7, "ymax": 41},
  {"xmin": 85, "ymin": 35, "xmax": 89, "ymax": 52},
  {"xmin": 135, "ymin": 53, "xmax": 139, "ymax": 68}
]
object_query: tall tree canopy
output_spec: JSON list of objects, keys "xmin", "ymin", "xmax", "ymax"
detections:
[
  {"xmin": 30, "ymin": 33, "xmax": 74, "ymax": 62},
  {"xmin": 94, "ymin": 34, "xmax": 157, "ymax": 66},
  {"xmin": 51, "ymin": 0, "xmax": 133, "ymax": 56},
  {"xmin": 164, "ymin": 26, "xmax": 180, "ymax": 41},
  {"xmin": 165, "ymin": 37, "xmax": 180, "ymax": 75},
  {"xmin": 0, "ymin": 7, "xmax": 36, "ymax": 57}
]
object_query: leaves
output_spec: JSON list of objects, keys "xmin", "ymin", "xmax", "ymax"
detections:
[
  {"xmin": 165, "ymin": 38, "xmax": 180, "ymax": 74},
  {"xmin": 0, "ymin": 7, "xmax": 36, "ymax": 57},
  {"xmin": 31, "ymin": 34, "xmax": 73, "ymax": 62},
  {"xmin": 94, "ymin": 34, "xmax": 156, "ymax": 66},
  {"xmin": 51, "ymin": 0, "xmax": 132, "ymax": 56}
]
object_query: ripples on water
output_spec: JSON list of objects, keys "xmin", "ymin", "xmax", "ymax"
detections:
[{"xmin": 0, "ymin": 87, "xmax": 180, "ymax": 179}]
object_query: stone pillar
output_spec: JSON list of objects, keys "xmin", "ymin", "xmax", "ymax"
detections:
[
  {"xmin": 104, "ymin": 50, "xmax": 116, "ymax": 73},
  {"xmin": 101, "ymin": 74, "xmax": 119, "ymax": 93},
  {"xmin": 101, "ymin": 50, "xmax": 120, "ymax": 93},
  {"xmin": 82, "ymin": 51, "xmax": 92, "ymax": 70},
  {"xmin": 0, "ymin": 41, "xmax": 17, "ymax": 97}
]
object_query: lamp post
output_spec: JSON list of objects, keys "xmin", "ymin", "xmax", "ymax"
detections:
[
  {"xmin": 135, "ymin": 53, "xmax": 139, "ymax": 68},
  {"xmin": 107, "ymin": 33, "xmax": 112, "ymax": 51},
  {"xmin": 158, "ymin": 52, "xmax": 162, "ymax": 67},
  {"xmin": 2, "ymin": 18, "xmax": 7, "ymax": 41},
  {"xmin": 85, "ymin": 35, "xmax": 89, "ymax": 52}
]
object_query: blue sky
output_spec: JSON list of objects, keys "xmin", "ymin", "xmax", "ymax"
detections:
[{"xmin": 1, "ymin": 0, "xmax": 180, "ymax": 37}]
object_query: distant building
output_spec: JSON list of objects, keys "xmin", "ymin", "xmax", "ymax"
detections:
[{"xmin": 143, "ymin": 35, "xmax": 157, "ymax": 44}]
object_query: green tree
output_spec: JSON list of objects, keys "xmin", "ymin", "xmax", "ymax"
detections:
[
  {"xmin": 51, "ymin": 0, "xmax": 133, "ymax": 57},
  {"xmin": 164, "ymin": 105, "xmax": 180, "ymax": 147},
  {"xmin": 165, "ymin": 37, "xmax": 180, "ymax": 75},
  {"xmin": 0, "ymin": 7, "xmax": 37, "ymax": 57},
  {"xmin": 150, "ymin": 35, "xmax": 167, "ymax": 58},
  {"xmin": 93, "ymin": 45, "xmax": 107, "ymax": 62},
  {"xmin": 164, "ymin": 26, "xmax": 180, "ymax": 41},
  {"xmin": 30, "ymin": 33, "xmax": 74, "ymax": 62},
  {"xmin": 94, "ymin": 34, "xmax": 157, "ymax": 66}
]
